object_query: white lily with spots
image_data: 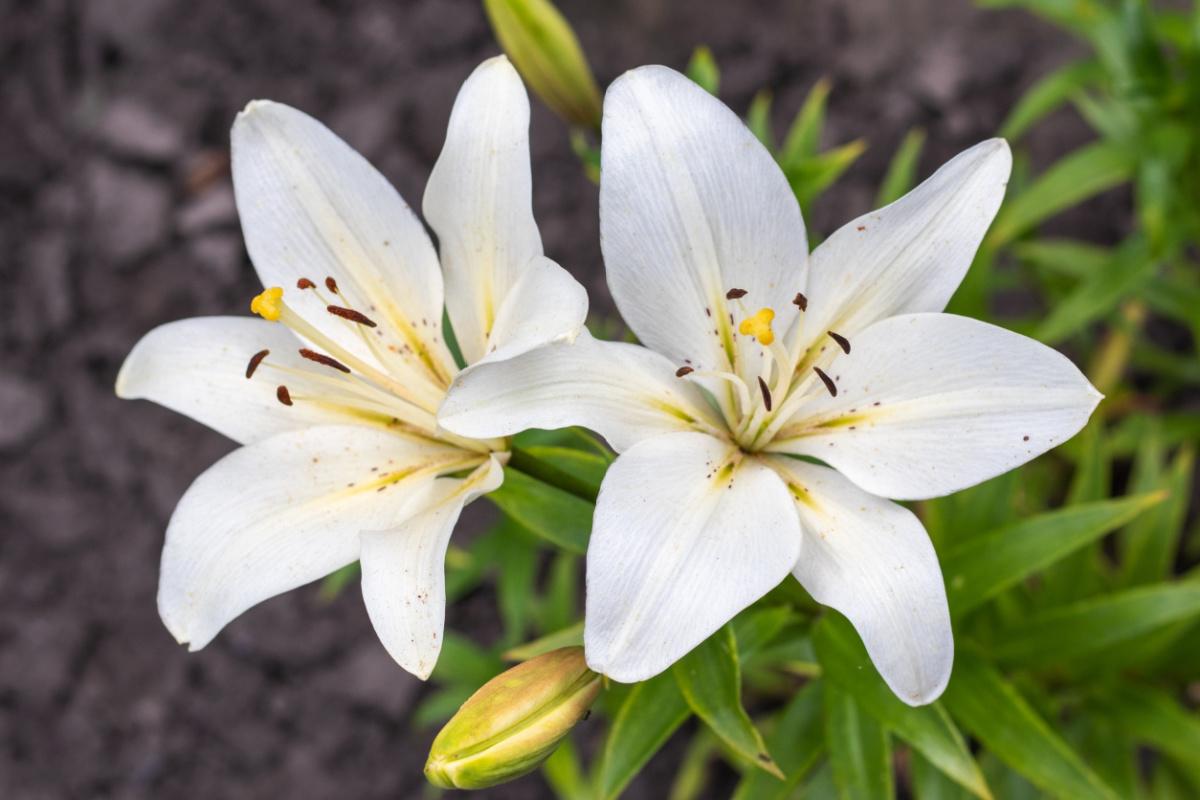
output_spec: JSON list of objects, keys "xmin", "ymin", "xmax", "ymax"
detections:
[
  {"xmin": 116, "ymin": 57, "xmax": 587, "ymax": 679},
  {"xmin": 439, "ymin": 66, "xmax": 1101, "ymax": 704}
]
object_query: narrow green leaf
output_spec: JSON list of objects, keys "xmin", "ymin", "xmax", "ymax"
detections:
[
  {"xmin": 941, "ymin": 650, "xmax": 1118, "ymax": 799},
  {"xmin": 542, "ymin": 736, "xmax": 590, "ymax": 800},
  {"xmin": 780, "ymin": 77, "xmax": 831, "ymax": 165},
  {"xmin": 1089, "ymin": 684, "xmax": 1200, "ymax": 778},
  {"xmin": 673, "ymin": 626, "xmax": 783, "ymax": 778},
  {"xmin": 732, "ymin": 605, "xmax": 797, "ymax": 661},
  {"xmin": 1120, "ymin": 446, "xmax": 1194, "ymax": 587},
  {"xmin": 987, "ymin": 141, "xmax": 1135, "ymax": 247},
  {"xmin": 998, "ymin": 60, "xmax": 1100, "ymax": 140},
  {"xmin": 597, "ymin": 671, "xmax": 692, "ymax": 800},
  {"xmin": 685, "ymin": 45, "xmax": 720, "ymax": 95},
  {"xmin": 502, "ymin": 622, "xmax": 584, "ymax": 662},
  {"xmin": 826, "ymin": 684, "xmax": 894, "ymax": 799},
  {"xmin": 487, "ymin": 467, "xmax": 592, "ymax": 554},
  {"xmin": 813, "ymin": 616, "xmax": 990, "ymax": 799},
  {"xmin": 732, "ymin": 682, "xmax": 826, "ymax": 800},
  {"xmin": 746, "ymin": 90, "xmax": 775, "ymax": 151},
  {"xmin": 1035, "ymin": 237, "xmax": 1155, "ymax": 343},
  {"xmin": 911, "ymin": 749, "xmax": 975, "ymax": 800},
  {"xmin": 429, "ymin": 631, "xmax": 505, "ymax": 687},
  {"xmin": 511, "ymin": 444, "xmax": 609, "ymax": 500},
  {"xmin": 668, "ymin": 729, "xmax": 719, "ymax": 800},
  {"xmin": 990, "ymin": 582, "xmax": 1200, "ymax": 667},
  {"xmin": 496, "ymin": 524, "xmax": 539, "ymax": 645},
  {"xmin": 942, "ymin": 492, "xmax": 1165, "ymax": 617},
  {"xmin": 1013, "ymin": 238, "xmax": 1111, "ymax": 279},
  {"xmin": 875, "ymin": 128, "xmax": 926, "ymax": 206},
  {"xmin": 785, "ymin": 139, "xmax": 867, "ymax": 212},
  {"xmin": 538, "ymin": 550, "xmax": 580, "ymax": 633}
]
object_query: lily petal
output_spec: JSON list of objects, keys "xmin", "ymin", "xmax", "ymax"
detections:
[
  {"xmin": 600, "ymin": 65, "xmax": 807, "ymax": 376},
  {"xmin": 360, "ymin": 456, "xmax": 504, "ymax": 679},
  {"xmin": 232, "ymin": 100, "xmax": 452, "ymax": 381},
  {"xmin": 768, "ymin": 456, "xmax": 952, "ymax": 706},
  {"xmin": 158, "ymin": 425, "xmax": 472, "ymax": 650},
  {"xmin": 424, "ymin": 56, "xmax": 544, "ymax": 365},
  {"xmin": 470, "ymin": 255, "xmax": 588, "ymax": 370},
  {"xmin": 438, "ymin": 331, "xmax": 721, "ymax": 452},
  {"xmin": 772, "ymin": 313, "xmax": 1102, "ymax": 500},
  {"xmin": 116, "ymin": 316, "xmax": 380, "ymax": 444},
  {"xmin": 797, "ymin": 139, "xmax": 1010, "ymax": 348},
  {"xmin": 585, "ymin": 432, "xmax": 801, "ymax": 681}
]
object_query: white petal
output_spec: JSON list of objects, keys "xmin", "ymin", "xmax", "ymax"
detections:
[
  {"xmin": 360, "ymin": 457, "xmax": 503, "ymax": 679},
  {"xmin": 799, "ymin": 139, "xmax": 1010, "ymax": 345},
  {"xmin": 470, "ymin": 255, "xmax": 588, "ymax": 369},
  {"xmin": 772, "ymin": 313, "xmax": 1102, "ymax": 500},
  {"xmin": 115, "ymin": 316, "xmax": 384, "ymax": 444},
  {"xmin": 232, "ymin": 100, "xmax": 452, "ymax": 380},
  {"xmin": 584, "ymin": 433, "xmax": 801, "ymax": 681},
  {"xmin": 424, "ymin": 56, "xmax": 543, "ymax": 365},
  {"xmin": 600, "ymin": 65, "xmax": 807, "ymax": 376},
  {"xmin": 438, "ymin": 331, "xmax": 721, "ymax": 452},
  {"xmin": 768, "ymin": 456, "xmax": 952, "ymax": 706},
  {"xmin": 158, "ymin": 425, "xmax": 471, "ymax": 650}
]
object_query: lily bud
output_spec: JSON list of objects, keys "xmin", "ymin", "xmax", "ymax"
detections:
[
  {"xmin": 482, "ymin": 0, "xmax": 603, "ymax": 128},
  {"xmin": 425, "ymin": 646, "xmax": 601, "ymax": 789}
]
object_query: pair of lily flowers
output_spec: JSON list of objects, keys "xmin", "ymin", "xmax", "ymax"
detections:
[{"xmin": 119, "ymin": 56, "xmax": 1100, "ymax": 706}]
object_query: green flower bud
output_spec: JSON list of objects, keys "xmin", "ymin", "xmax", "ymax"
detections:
[
  {"xmin": 483, "ymin": 0, "xmax": 603, "ymax": 128},
  {"xmin": 425, "ymin": 646, "xmax": 601, "ymax": 789}
]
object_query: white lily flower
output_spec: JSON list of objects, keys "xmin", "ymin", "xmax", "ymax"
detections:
[
  {"xmin": 439, "ymin": 66, "xmax": 1102, "ymax": 705},
  {"xmin": 116, "ymin": 56, "xmax": 587, "ymax": 679}
]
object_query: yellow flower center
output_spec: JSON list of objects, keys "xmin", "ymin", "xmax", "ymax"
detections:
[
  {"xmin": 738, "ymin": 307, "xmax": 775, "ymax": 345},
  {"xmin": 250, "ymin": 286, "xmax": 284, "ymax": 321}
]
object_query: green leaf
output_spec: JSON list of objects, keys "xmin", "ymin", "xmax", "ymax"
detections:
[
  {"xmin": 746, "ymin": 90, "xmax": 775, "ymax": 151},
  {"xmin": 685, "ymin": 45, "xmax": 720, "ymax": 95},
  {"xmin": 596, "ymin": 671, "xmax": 692, "ymax": 800},
  {"xmin": 429, "ymin": 631, "xmax": 505, "ymax": 687},
  {"xmin": 998, "ymin": 60, "xmax": 1101, "ymax": 140},
  {"xmin": 318, "ymin": 561, "xmax": 359, "ymax": 600},
  {"xmin": 732, "ymin": 682, "xmax": 825, "ymax": 800},
  {"xmin": 1120, "ymin": 445, "xmax": 1195, "ymax": 587},
  {"xmin": 487, "ymin": 467, "xmax": 592, "ymax": 554},
  {"xmin": 826, "ymin": 684, "xmax": 894, "ymax": 799},
  {"xmin": 1091, "ymin": 683, "xmax": 1200, "ymax": 771},
  {"xmin": 911, "ymin": 749, "xmax": 976, "ymax": 800},
  {"xmin": 785, "ymin": 139, "xmax": 867, "ymax": 213},
  {"xmin": 987, "ymin": 141, "xmax": 1135, "ymax": 247},
  {"xmin": 989, "ymin": 582, "xmax": 1200, "ymax": 667},
  {"xmin": 510, "ymin": 444, "xmax": 609, "ymax": 500},
  {"xmin": 732, "ymin": 605, "xmax": 797, "ymax": 661},
  {"xmin": 1013, "ymin": 238, "xmax": 1111, "ymax": 279},
  {"xmin": 413, "ymin": 684, "xmax": 475, "ymax": 728},
  {"xmin": 495, "ymin": 523, "xmax": 540, "ymax": 646},
  {"xmin": 1034, "ymin": 236, "xmax": 1155, "ymax": 343},
  {"xmin": 673, "ymin": 626, "xmax": 783, "ymax": 778},
  {"xmin": 813, "ymin": 615, "xmax": 990, "ymax": 799},
  {"xmin": 542, "ymin": 736, "xmax": 590, "ymax": 800},
  {"xmin": 538, "ymin": 550, "xmax": 580, "ymax": 633},
  {"xmin": 780, "ymin": 77, "xmax": 831, "ymax": 165},
  {"xmin": 875, "ymin": 128, "xmax": 926, "ymax": 206},
  {"xmin": 502, "ymin": 622, "xmax": 584, "ymax": 662},
  {"xmin": 668, "ymin": 729, "xmax": 719, "ymax": 800},
  {"xmin": 941, "ymin": 492, "xmax": 1166, "ymax": 617},
  {"xmin": 941, "ymin": 650, "xmax": 1118, "ymax": 799}
]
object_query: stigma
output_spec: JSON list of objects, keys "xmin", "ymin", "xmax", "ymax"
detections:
[
  {"xmin": 738, "ymin": 307, "xmax": 775, "ymax": 345},
  {"xmin": 250, "ymin": 287, "xmax": 284, "ymax": 321}
]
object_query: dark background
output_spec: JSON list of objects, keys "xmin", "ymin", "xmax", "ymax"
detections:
[{"xmin": 1, "ymin": 1, "xmax": 1099, "ymax": 797}]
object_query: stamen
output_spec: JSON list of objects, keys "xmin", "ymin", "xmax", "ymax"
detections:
[
  {"xmin": 813, "ymin": 367, "xmax": 838, "ymax": 397},
  {"xmin": 725, "ymin": 288, "xmax": 748, "ymax": 299},
  {"xmin": 325, "ymin": 276, "xmax": 339, "ymax": 293},
  {"xmin": 250, "ymin": 287, "xmax": 284, "ymax": 321},
  {"xmin": 276, "ymin": 385, "xmax": 293, "ymax": 406},
  {"xmin": 327, "ymin": 305, "xmax": 378, "ymax": 327},
  {"xmin": 792, "ymin": 292, "xmax": 808, "ymax": 311},
  {"xmin": 738, "ymin": 307, "xmax": 776, "ymax": 345},
  {"xmin": 675, "ymin": 366, "xmax": 695, "ymax": 377},
  {"xmin": 757, "ymin": 376, "xmax": 773, "ymax": 411},
  {"xmin": 296, "ymin": 278, "xmax": 316, "ymax": 290},
  {"xmin": 827, "ymin": 331, "xmax": 851, "ymax": 354},
  {"xmin": 245, "ymin": 349, "xmax": 269, "ymax": 379},
  {"xmin": 299, "ymin": 348, "xmax": 351, "ymax": 374}
]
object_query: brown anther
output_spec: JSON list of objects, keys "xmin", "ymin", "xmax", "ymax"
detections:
[
  {"xmin": 757, "ymin": 376, "xmax": 773, "ymax": 411},
  {"xmin": 245, "ymin": 349, "xmax": 269, "ymax": 379},
  {"xmin": 725, "ymin": 288, "xmax": 748, "ymax": 300},
  {"xmin": 327, "ymin": 305, "xmax": 377, "ymax": 327},
  {"xmin": 324, "ymin": 276, "xmax": 339, "ymax": 293},
  {"xmin": 827, "ymin": 331, "xmax": 851, "ymax": 354},
  {"xmin": 813, "ymin": 367, "xmax": 838, "ymax": 397},
  {"xmin": 792, "ymin": 292, "xmax": 808, "ymax": 311},
  {"xmin": 296, "ymin": 278, "xmax": 316, "ymax": 290},
  {"xmin": 276, "ymin": 385, "xmax": 293, "ymax": 406},
  {"xmin": 299, "ymin": 348, "xmax": 351, "ymax": 374},
  {"xmin": 675, "ymin": 366, "xmax": 694, "ymax": 377}
]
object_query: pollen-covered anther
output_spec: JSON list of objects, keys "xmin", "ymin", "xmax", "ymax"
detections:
[
  {"xmin": 327, "ymin": 305, "xmax": 378, "ymax": 328},
  {"xmin": 250, "ymin": 287, "xmax": 284, "ymax": 321},
  {"xmin": 738, "ymin": 307, "xmax": 775, "ymax": 345},
  {"xmin": 827, "ymin": 331, "xmax": 851, "ymax": 354},
  {"xmin": 245, "ymin": 349, "xmax": 269, "ymax": 379},
  {"xmin": 675, "ymin": 366, "xmax": 694, "ymax": 377},
  {"xmin": 300, "ymin": 348, "xmax": 351, "ymax": 374},
  {"xmin": 757, "ymin": 376, "xmax": 773, "ymax": 411},
  {"xmin": 296, "ymin": 278, "xmax": 316, "ymax": 290},
  {"xmin": 725, "ymin": 288, "xmax": 748, "ymax": 300},
  {"xmin": 813, "ymin": 367, "xmax": 838, "ymax": 397},
  {"xmin": 276, "ymin": 385, "xmax": 294, "ymax": 406}
]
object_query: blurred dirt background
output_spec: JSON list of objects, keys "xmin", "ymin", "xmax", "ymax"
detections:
[{"xmin": 0, "ymin": 0, "xmax": 1105, "ymax": 797}]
